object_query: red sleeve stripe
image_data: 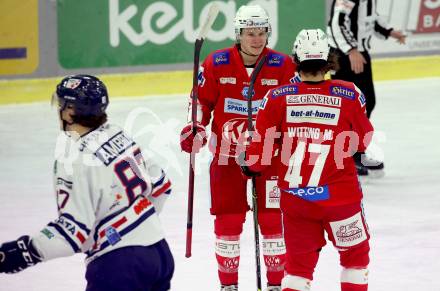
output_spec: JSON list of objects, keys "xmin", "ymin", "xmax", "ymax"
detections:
[
  {"xmin": 152, "ymin": 180, "xmax": 172, "ymax": 197},
  {"xmin": 76, "ymin": 232, "xmax": 86, "ymax": 244}
]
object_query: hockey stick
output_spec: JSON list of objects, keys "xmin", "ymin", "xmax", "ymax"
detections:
[
  {"xmin": 246, "ymin": 55, "xmax": 267, "ymax": 291},
  {"xmin": 185, "ymin": 3, "xmax": 219, "ymax": 259}
]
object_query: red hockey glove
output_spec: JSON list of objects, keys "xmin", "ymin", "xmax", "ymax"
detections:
[
  {"xmin": 0, "ymin": 235, "xmax": 42, "ymax": 274},
  {"xmin": 180, "ymin": 123, "xmax": 207, "ymax": 153}
]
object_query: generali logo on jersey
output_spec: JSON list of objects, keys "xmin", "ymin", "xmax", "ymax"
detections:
[{"xmin": 109, "ymin": 0, "xmax": 279, "ymax": 47}]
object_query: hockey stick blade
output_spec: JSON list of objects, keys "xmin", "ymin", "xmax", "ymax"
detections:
[{"xmin": 197, "ymin": 3, "xmax": 220, "ymax": 40}]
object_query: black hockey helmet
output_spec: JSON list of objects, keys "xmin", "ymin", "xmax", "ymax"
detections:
[{"xmin": 54, "ymin": 74, "xmax": 109, "ymax": 118}]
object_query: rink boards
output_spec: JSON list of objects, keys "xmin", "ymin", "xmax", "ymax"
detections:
[{"xmin": 0, "ymin": 55, "xmax": 439, "ymax": 105}]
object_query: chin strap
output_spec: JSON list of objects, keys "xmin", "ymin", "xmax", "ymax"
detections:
[{"xmin": 240, "ymin": 47, "xmax": 260, "ymax": 58}]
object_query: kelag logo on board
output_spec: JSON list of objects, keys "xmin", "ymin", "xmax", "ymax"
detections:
[
  {"xmin": 109, "ymin": 0, "xmax": 278, "ymax": 47},
  {"xmin": 58, "ymin": 0, "xmax": 324, "ymax": 69}
]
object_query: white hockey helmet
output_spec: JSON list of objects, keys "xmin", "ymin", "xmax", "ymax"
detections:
[
  {"xmin": 292, "ymin": 29, "xmax": 330, "ymax": 63},
  {"xmin": 234, "ymin": 5, "xmax": 271, "ymax": 42}
]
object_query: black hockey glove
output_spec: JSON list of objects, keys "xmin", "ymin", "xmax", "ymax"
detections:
[
  {"xmin": 240, "ymin": 165, "xmax": 260, "ymax": 177},
  {"xmin": 0, "ymin": 235, "xmax": 42, "ymax": 274},
  {"xmin": 237, "ymin": 152, "xmax": 260, "ymax": 177}
]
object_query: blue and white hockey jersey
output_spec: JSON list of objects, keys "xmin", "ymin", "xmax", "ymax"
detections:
[{"xmin": 31, "ymin": 123, "xmax": 172, "ymax": 264}]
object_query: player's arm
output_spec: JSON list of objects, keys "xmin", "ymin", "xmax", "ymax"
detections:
[
  {"xmin": 180, "ymin": 58, "xmax": 216, "ymax": 153},
  {"xmin": 328, "ymin": 0, "xmax": 359, "ymax": 54},
  {"xmin": 144, "ymin": 159, "xmax": 172, "ymax": 214},
  {"xmin": 0, "ymin": 163, "xmax": 95, "ymax": 274},
  {"xmin": 192, "ymin": 58, "xmax": 217, "ymax": 127},
  {"xmin": 32, "ymin": 162, "xmax": 95, "ymax": 260}
]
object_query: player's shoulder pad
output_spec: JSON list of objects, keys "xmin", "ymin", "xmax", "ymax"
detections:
[
  {"xmin": 269, "ymin": 84, "xmax": 299, "ymax": 99},
  {"xmin": 266, "ymin": 49, "xmax": 289, "ymax": 67},
  {"xmin": 210, "ymin": 48, "xmax": 231, "ymax": 66},
  {"xmin": 328, "ymin": 80, "xmax": 358, "ymax": 100}
]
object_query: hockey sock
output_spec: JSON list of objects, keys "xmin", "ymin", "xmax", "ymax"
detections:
[
  {"xmin": 340, "ymin": 268, "xmax": 368, "ymax": 291},
  {"xmin": 214, "ymin": 213, "xmax": 245, "ymax": 286},
  {"xmin": 215, "ymin": 235, "xmax": 240, "ymax": 286},
  {"xmin": 262, "ymin": 234, "xmax": 286, "ymax": 285},
  {"xmin": 258, "ymin": 211, "xmax": 285, "ymax": 285},
  {"xmin": 281, "ymin": 274, "xmax": 311, "ymax": 291}
]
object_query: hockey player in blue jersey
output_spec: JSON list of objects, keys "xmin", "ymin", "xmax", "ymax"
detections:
[{"xmin": 0, "ymin": 75, "xmax": 174, "ymax": 291}]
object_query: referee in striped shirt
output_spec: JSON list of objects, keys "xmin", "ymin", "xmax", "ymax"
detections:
[{"xmin": 327, "ymin": 0, "xmax": 406, "ymax": 118}]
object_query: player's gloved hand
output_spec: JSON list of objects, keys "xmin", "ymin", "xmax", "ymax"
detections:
[
  {"xmin": 0, "ymin": 235, "xmax": 42, "ymax": 274},
  {"xmin": 237, "ymin": 152, "xmax": 260, "ymax": 177},
  {"xmin": 180, "ymin": 122, "xmax": 207, "ymax": 153}
]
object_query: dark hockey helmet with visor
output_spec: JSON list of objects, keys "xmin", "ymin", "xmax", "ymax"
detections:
[{"xmin": 53, "ymin": 74, "xmax": 109, "ymax": 118}]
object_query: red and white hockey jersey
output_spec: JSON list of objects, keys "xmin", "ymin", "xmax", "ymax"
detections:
[
  {"xmin": 195, "ymin": 45, "xmax": 297, "ymax": 157},
  {"xmin": 31, "ymin": 123, "xmax": 171, "ymax": 264},
  {"xmin": 247, "ymin": 79, "xmax": 373, "ymax": 206}
]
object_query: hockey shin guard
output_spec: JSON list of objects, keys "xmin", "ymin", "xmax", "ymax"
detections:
[
  {"xmin": 281, "ymin": 274, "xmax": 311, "ymax": 291},
  {"xmin": 215, "ymin": 235, "xmax": 240, "ymax": 286},
  {"xmin": 262, "ymin": 234, "xmax": 286, "ymax": 285},
  {"xmin": 340, "ymin": 268, "xmax": 368, "ymax": 291}
]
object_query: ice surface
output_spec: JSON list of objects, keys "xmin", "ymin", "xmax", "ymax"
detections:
[{"xmin": 0, "ymin": 78, "xmax": 439, "ymax": 290}]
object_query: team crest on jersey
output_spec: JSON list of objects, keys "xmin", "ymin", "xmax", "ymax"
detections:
[
  {"xmin": 330, "ymin": 86, "xmax": 355, "ymax": 100},
  {"xmin": 213, "ymin": 51, "xmax": 230, "ymax": 66},
  {"xmin": 266, "ymin": 53, "xmax": 284, "ymax": 67},
  {"xmin": 271, "ymin": 85, "xmax": 298, "ymax": 98},
  {"xmin": 241, "ymin": 86, "xmax": 255, "ymax": 99},
  {"xmin": 222, "ymin": 118, "xmax": 255, "ymax": 146},
  {"xmin": 358, "ymin": 93, "xmax": 366, "ymax": 106},
  {"xmin": 65, "ymin": 78, "xmax": 82, "ymax": 89}
]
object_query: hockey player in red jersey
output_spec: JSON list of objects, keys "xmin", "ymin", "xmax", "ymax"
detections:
[
  {"xmin": 242, "ymin": 29, "xmax": 373, "ymax": 291},
  {"xmin": 180, "ymin": 4, "xmax": 297, "ymax": 291}
]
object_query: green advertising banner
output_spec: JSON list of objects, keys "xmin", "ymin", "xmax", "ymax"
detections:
[{"xmin": 58, "ymin": 0, "xmax": 325, "ymax": 69}]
